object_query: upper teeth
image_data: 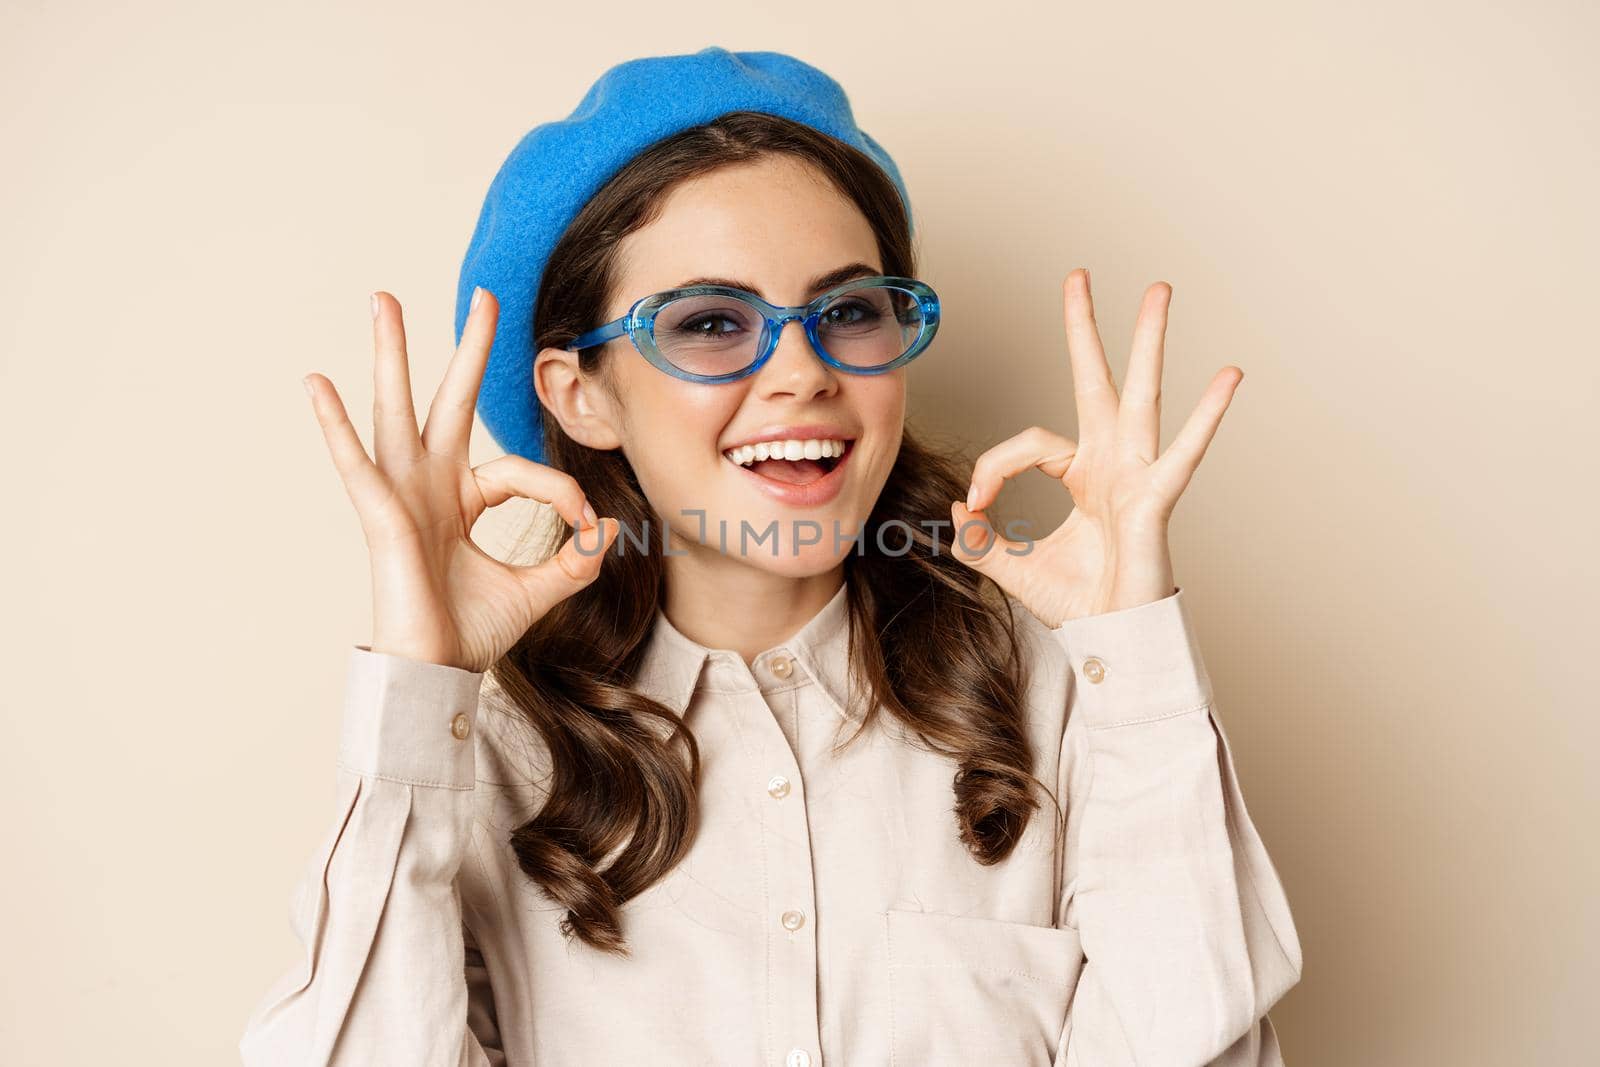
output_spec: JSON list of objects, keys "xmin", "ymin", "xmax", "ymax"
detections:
[{"xmin": 724, "ymin": 438, "xmax": 848, "ymax": 467}]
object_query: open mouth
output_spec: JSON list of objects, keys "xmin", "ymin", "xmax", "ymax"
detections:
[{"xmin": 722, "ymin": 437, "xmax": 854, "ymax": 487}]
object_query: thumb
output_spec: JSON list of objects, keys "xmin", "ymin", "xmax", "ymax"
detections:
[
  {"xmin": 948, "ymin": 501, "xmax": 1028, "ymax": 589},
  {"xmin": 512, "ymin": 516, "xmax": 618, "ymax": 621}
]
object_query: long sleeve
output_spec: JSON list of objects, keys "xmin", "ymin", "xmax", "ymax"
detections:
[
  {"xmin": 1048, "ymin": 588, "xmax": 1302, "ymax": 1067},
  {"xmin": 239, "ymin": 646, "xmax": 507, "ymax": 1067}
]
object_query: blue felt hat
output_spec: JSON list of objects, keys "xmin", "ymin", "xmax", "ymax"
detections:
[{"xmin": 453, "ymin": 45, "xmax": 914, "ymax": 463}]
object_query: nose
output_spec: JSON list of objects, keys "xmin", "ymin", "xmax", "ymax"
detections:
[{"xmin": 753, "ymin": 315, "xmax": 839, "ymax": 400}]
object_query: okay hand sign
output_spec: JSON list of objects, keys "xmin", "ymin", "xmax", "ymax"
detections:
[
  {"xmin": 303, "ymin": 287, "xmax": 618, "ymax": 672},
  {"xmin": 950, "ymin": 269, "xmax": 1243, "ymax": 627}
]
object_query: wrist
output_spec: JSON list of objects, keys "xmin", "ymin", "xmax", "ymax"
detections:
[
  {"xmin": 1105, "ymin": 580, "xmax": 1178, "ymax": 613},
  {"xmin": 1103, "ymin": 537, "xmax": 1175, "ymax": 613},
  {"xmin": 368, "ymin": 637, "xmax": 470, "ymax": 672}
]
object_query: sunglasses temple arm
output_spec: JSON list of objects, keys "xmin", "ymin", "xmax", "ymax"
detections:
[{"xmin": 565, "ymin": 317, "xmax": 629, "ymax": 352}]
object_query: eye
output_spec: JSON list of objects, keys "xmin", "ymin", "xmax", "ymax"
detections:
[
  {"xmin": 677, "ymin": 313, "xmax": 747, "ymax": 336},
  {"xmin": 822, "ymin": 299, "xmax": 880, "ymax": 326}
]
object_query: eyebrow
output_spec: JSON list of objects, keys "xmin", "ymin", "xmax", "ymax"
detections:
[{"xmin": 669, "ymin": 262, "xmax": 881, "ymax": 301}]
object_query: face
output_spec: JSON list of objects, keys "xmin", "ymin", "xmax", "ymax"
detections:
[{"xmin": 539, "ymin": 154, "xmax": 908, "ymax": 578}]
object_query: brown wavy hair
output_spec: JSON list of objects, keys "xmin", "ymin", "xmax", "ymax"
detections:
[{"xmin": 487, "ymin": 110, "xmax": 1054, "ymax": 955}]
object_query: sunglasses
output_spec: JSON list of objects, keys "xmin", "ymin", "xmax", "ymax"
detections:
[{"xmin": 563, "ymin": 275, "xmax": 941, "ymax": 383}]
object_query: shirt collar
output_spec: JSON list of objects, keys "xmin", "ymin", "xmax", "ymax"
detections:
[{"xmin": 633, "ymin": 578, "xmax": 860, "ymax": 723}]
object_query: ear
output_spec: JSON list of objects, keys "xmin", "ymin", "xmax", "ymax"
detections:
[{"xmin": 534, "ymin": 346, "xmax": 624, "ymax": 451}]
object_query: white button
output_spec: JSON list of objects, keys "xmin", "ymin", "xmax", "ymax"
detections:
[
  {"xmin": 770, "ymin": 654, "xmax": 794, "ymax": 679},
  {"xmin": 780, "ymin": 909, "xmax": 806, "ymax": 931},
  {"xmin": 767, "ymin": 774, "xmax": 791, "ymax": 799},
  {"xmin": 786, "ymin": 1050, "xmax": 811, "ymax": 1067},
  {"xmin": 1082, "ymin": 656, "xmax": 1106, "ymax": 684}
]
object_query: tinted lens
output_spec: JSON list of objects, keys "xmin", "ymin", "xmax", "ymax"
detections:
[
  {"xmin": 647, "ymin": 284, "xmax": 930, "ymax": 378},
  {"xmin": 651, "ymin": 294, "xmax": 765, "ymax": 377},
  {"xmin": 815, "ymin": 284, "xmax": 927, "ymax": 368}
]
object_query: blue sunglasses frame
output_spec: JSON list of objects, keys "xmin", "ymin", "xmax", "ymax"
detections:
[{"xmin": 563, "ymin": 274, "xmax": 941, "ymax": 384}]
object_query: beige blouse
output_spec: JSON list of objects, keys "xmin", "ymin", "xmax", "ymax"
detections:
[{"xmin": 239, "ymin": 582, "xmax": 1301, "ymax": 1066}]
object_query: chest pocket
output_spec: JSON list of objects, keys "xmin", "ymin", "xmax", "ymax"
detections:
[{"xmin": 885, "ymin": 907, "xmax": 1084, "ymax": 1066}]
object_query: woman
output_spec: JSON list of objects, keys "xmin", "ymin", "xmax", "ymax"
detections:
[{"xmin": 240, "ymin": 46, "xmax": 1301, "ymax": 1066}]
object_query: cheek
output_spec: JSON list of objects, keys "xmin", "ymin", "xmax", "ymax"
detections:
[
  {"xmin": 618, "ymin": 373, "xmax": 744, "ymax": 488},
  {"xmin": 852, "ymin": 377, "xmax": 908, "ymax": 460},
  {"xmin": 819, "ymin": 378, "xmax": 906, "ymax": 521},
  {"xmin": 854, "ymin": 372, "xmax": 907, "ymax": 423}
]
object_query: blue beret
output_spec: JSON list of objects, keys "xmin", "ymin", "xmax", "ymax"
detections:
[{"xmin": 453, "ymin": 45, "xmax": 914, "ymax": 463}]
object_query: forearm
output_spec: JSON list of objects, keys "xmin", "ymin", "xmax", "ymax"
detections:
[{"xmin": 238, "ymin": 648, "xmax": 503, "ymax": 1066}]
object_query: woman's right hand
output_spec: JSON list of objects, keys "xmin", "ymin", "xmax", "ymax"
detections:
[{"xmin": 302, "ymin": 286, "xmax": 618, "ymax": 673}]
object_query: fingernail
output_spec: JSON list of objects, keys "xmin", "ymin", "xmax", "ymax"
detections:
[
  {"xmin": 1084, "ymin": 268, "xmax": 1092, "ymax": 295},
  {"xmin": 369, "ymin": 293, "xmax": 379, "ymax": 320},
  {"xmin": 582, "ymin": 502, "xmax": 598, "ymax": 528},
  {"xmin": 966, "ymin": 484, "xmax": 979, "ymax": 510},
  {"xmin": 471, "ymin": 286, "xmax": 483, "ymax": 312},
  {"xmin": 302, "ymin": 374, "xmax": 313, "ymax": 397}
]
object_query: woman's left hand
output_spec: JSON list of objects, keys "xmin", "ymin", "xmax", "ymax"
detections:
[{"xmin": 949, "ymin": 268, "xmax": 1243, "ymax": 627}]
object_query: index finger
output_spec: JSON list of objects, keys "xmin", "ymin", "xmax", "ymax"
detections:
[{"xmin": 966, "ymin": 425, "xmax": 1080, "ymax": 511}]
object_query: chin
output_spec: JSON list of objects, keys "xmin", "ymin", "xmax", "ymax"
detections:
[
  {"xmin": 704, "ymin": 500, "xmax": 863, "ymax": 574},
  {"xmin": 735, "ymin": 543, "xmax": 854, "ymax": 580}
]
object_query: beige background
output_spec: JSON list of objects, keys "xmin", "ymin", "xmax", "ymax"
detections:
[{"xmin": 3, "ymin": 0, "xmax": 1595, "ymax": 1063}]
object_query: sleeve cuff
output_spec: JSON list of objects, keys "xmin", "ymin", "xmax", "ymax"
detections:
[
  {"xmin": 1049, "ymin": 586, "xmax": 1214, "ymax": 728},
  {"xmin": 336, "ymin": 645, "xmax": 486, "ymax": 788}
]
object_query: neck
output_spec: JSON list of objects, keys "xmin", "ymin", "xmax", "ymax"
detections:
[{"xmin": 660, "ymin": 539, "xmax": 845, "ymax": 666}]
